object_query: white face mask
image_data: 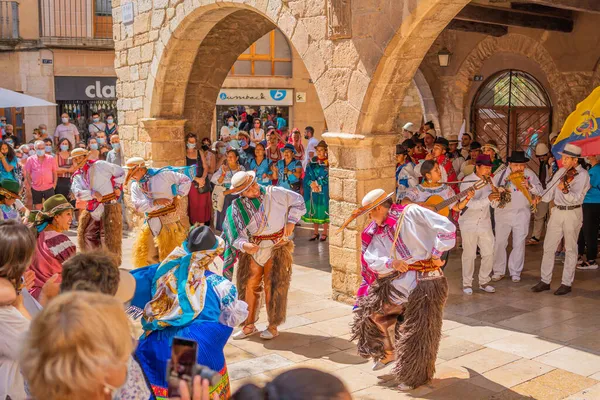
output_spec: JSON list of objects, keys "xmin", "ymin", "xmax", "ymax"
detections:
[{"xmin": 61, "ymin": 117, "xmax": 69, "ymax": 124}]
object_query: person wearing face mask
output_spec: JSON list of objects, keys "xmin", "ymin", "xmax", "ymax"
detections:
[
  {"xmin": 185, "ymin": 133, "xmax": 212, "ymax": 226},
  {"xmin": 104, "ymin": 114, "xmax": 118, "ymax": 136},
  {"xmin": 236, "ymin": 131, "xmax": 255, "ymax": 168},
  {"xmin": 125, "ymin": 157, "xmax": 192, "ymax": 267},
  {"xmin": 106, "ymin": 134, "xmax": 123, "ymax": 166},
  {"xmin": 55, "ymin": 138, "xmax": 76, "ymax": 209},
  {"xmin": 24, "ymin": 140, "xmax": 58, "ymax": 210},
  {"xmin": 38, "ymin": 124, "xmax": 49, "ymax": 140},
  {"xmin": 214, "ymin": 141, "xmax": 228, "ymax": 171},
  {"xmin": 88, "ymin": 112, "xmax": 106, "ymax": 139},
  {"xmin": 219, "ymin": 116, "xmax": 237, "ymax": 143},
  {"xmin": 53, "ymin": 113, "xmax": 80, "ymax": 147},
  {"xmin": 88, "ymin": 138, "xmax": 101, "ymax": 161},
  {"xmin": 96, "ymin": 131, "xmax": 108, "ymax": 148},
  {"xmin": 42, "ymin": 138, "xmax": 54, "ymax": 156},
  {"xmin": 70, "ymin": 148, "xmax": 126, "ymax": 265},
  {"xmin": 200, "ymin": 137, "xmax": 217, "ymax": 181},
  {"xmin": 249, "ymin": 119, "xmax": 265, "ymax": 147}
]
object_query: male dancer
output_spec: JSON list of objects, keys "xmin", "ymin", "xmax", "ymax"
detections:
[
  {"xmin": 70, "ymin": 148, "xmax": 125, "ymax": 264},
  {"xmin": 532, "ymin": 144, "xmax": 590, "ymax": 295},
  {"xmin": 222, "ymin": 171, "xmax": 305, "ymax": 340},
  {"xmin": 339, "ymin": 189, "xmax": 456, "ymax": 390},
  {"xmin": 125, "ymin": 157, "xmax": 192, "ymax": 268}
]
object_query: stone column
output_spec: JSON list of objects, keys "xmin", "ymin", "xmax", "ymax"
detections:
[
  {"xmin": 123, "ymin": 118, "xmax": 188, "ymax": 228},
  {"xmin": 323, "ymin": 132, "xmax": 396, "ymax": 304}
]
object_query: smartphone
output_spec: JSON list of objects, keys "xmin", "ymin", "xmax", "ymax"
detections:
[{"xmin": 167, "ymin": 337, "xmax": 198, "ymax": 397}]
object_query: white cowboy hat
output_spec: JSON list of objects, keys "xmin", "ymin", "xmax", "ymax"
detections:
[
  {"xmin": 535, "ymin": 143, "xmax": 550, "ymax": 156},
  {"xmin": 336, "ymin": 189, "xmax": 393, "ymax": 233},
  {"xmin": 402, "ymin": 122, "xmax": 414, "ymax": 131},
  {"xmin": 224, "ymin": 170, "xmax": 256, "ymax": 195},
  {"xmin": 559, "ymin": 143, "xmax": 583, "ymax": 158}
]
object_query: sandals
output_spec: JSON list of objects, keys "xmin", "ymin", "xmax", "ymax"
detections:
[
  {"xmin": 320, "ymin": 234, "xmax": 328, "ymax": 242},
  {"xmin": 309, "ymin": 233, "xmax": 319, "ymax": 241},
  {"xmin": 232, "ymin": 325, "xmax": 259, "ymax": 340}
]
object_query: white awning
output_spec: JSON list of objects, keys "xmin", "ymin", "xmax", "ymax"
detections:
[{"xmin": 0, "ymin": 88, "xmax": 56, "ymax": 108}]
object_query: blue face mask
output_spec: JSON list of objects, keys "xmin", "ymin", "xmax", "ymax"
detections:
[
  {"xmin": 90, "ymin": 143, "xmax": 98, "ymax": 150},
  {"xmin": 60, "ymin": 144, "xmax": 69, "ymax": 152},
  {"xmin": 0, "ymin": 121, "xmax": 5, "ymax": 127},
  {"xmin": 36, "ymin": 149, "xmax": 45, "ymax": 156},
  {"xmin": 111, "ymin": 143, "xmax": 120, "ymax": 150},
  {"xmin": 93, "ymin": 118, "xmax": 100, "ymax": 123},
  {"xmin": 106, "ymin": 118, "xmax": 114, "ymax": 124},
  {"xmin": 5, "ymin": 140, "xmax": 13, "ymax": 147},
  {"xmin": 187, "ymin": 143, "xmax": 196, "ymax": 149},
  {"xmin": 240, "ymin": 140, "xmax": 247, "ymax": 147},
  {"xmin": 97, "ymin": 138, "xmax": 106, "ymax": 145},
  {"xmin": 45, "ymin": 145, "xmax": 52, "ymax": 153}
]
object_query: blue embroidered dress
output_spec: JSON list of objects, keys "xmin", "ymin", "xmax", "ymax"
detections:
[
  {"xmin": 275, "ymin": 159, "xmax": 301, "ymax": 192},
  {"xmin": 301, "ymin": 156, "xmax": 329, "ymax": 224}
]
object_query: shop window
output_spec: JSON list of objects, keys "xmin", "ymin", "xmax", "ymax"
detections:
[
  {"xmin": 1, "ymin": 107, "xmax": 25, "ymax": 143},
  {"xmin": 230, "ymin": 29, "xmax": 293, "ymax": 77},
  {"xmin": 57, "ymin": 100, "xmax": 117, "ymax": 142}
]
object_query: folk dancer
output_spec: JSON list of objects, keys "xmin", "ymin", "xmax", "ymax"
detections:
[
  {"xmin": 125, "ymin": 157, "xmax": 192, "ymax": 268},
  {"xmin": 527, "ymin": 142, "xmax": 556, "ymax": 245},
  {"xmin": 491, "ymin": 151, "xmax": 543, "ymax": 282},
  {"xmin": 0, "ymin": 179, "xmax": 29, "ymax": 221},
  {"xmin": 70, "ymin": 148, "xmax": 125, "ymax": 264},
  {"xmin": 338, "ymin": 189, "xmax": 456, "ymax": 390},
  {"xmin": 394, "ymin": 144, "xmax": 417, "ymax": 202},
  {"xmin": 459, "ymin": 155, "xmax": 496, "ymax": 295},
  {"xmin": 222, "ymin": 171, "xmax": 306, "ymax": 340},
  {"xmin": 302, "ymin": 140, "xmax": 330, "ymax": 241},
  {"xmin": 532, "ymin": 144, "xmax": 590, "ymax": 296}
]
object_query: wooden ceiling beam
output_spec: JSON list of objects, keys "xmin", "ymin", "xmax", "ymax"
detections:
[
  {"xmin": 520, "ymin": 0, "xmax": 600, "ymax": 14},
  {"xmin": 447, "ymin": 19, "xmax": 508, "ymax": 37},
  {"xmin": 511, "ymin": 3, "xmax": 573, "ymax": 19},
  {"xmin": 455, "ymin": 4, "xmax": 573, "ymax": 32}
]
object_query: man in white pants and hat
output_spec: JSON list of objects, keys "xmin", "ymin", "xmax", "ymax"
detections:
[{"xmin": 532, "ymin": 143, "xmax": 590, "ymax": 296}]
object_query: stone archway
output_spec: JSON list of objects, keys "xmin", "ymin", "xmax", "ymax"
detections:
[{"xmin": 413, "ymin": 69, "xmax": 441, "ymax": 135}]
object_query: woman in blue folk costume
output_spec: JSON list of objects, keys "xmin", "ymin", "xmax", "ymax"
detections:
[
  {"xmin": 301, "ymin": 140, "xmax": 329, "ymax": 241},
  {"xmin": 272, "ymin": 143, "xmax": 302, "ymax": 193},
  {"xmin": 129, "ymin": 225, "xmax": 248, "ymax": 400},
  {"xmin": 246, "ymin": 141, "xmax": 272, "ymax": 186}
]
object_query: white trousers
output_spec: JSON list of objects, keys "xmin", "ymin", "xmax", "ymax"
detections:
[
  {"xmin": 540, "ymin": 208, "xmax": 583, "ymax": 286},
  {"xmin": 493, "ymin": 208, "xmax": 530, "ymax": 278},
  {"xmin": 460, "ymin": 224, "xmax": 495, "ymax": 288},
  {"xmin": 531, "ymin": 201, "xmax": 550, "ymax": 239}
]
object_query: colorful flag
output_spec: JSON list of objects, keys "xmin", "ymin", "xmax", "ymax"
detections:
[{"xmin": 552, "ymin": 86, "xmax": 600, "ymax": 162}]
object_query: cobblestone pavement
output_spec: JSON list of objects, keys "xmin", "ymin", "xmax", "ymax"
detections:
[{"xmin": 109, "ymin": 229, "xmax": 600, "ymax": 399}]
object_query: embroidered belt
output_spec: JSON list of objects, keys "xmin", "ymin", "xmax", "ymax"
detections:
[
  {"xmin": 100, "ymin": 192, "xmax": 117, "ymax": 203},
  {"xmin": 407, "ymin": 259, "xmax": 441, "ymax": 273},
  {"xmin": 250, "ymin": 228, "xmax": 284, "ymax": 244},
  {"xmin": 555, "ymin": 204, "xmax": 581, "ymax": 211},
  {"xmin": 147, "ymin": 203, "xmax": 177, "ymax": 218}
]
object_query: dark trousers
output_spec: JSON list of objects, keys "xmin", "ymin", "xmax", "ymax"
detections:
[{"xmin": 577, "ymin": 203, "xmax": 600, "ymax": 262}]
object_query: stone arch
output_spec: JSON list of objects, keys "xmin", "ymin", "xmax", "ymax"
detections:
[
  {"xmin": 455, "ymin": 33, "xmax": 575, "ymax": 128},
  {"xmin": 413, "ymin": 68, "xmax": 440, "ymax": 135},
  {"xmin": 356, "ymin": 0, "xmax": 470, "ymax": 135}
]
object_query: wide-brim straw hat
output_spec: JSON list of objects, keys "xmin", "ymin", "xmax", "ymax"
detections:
[
  {"xmin": 123, "ymin": 156, "xmax": 150, "ymax": 169},
  {"xmin": 223, "ymin": 171, "xmax": 256, "ymax": 195},
  {"xmin": 336, "ymin": 189, "xmax": 393, "ymax": 233},
  {"xmin": 69, "ymin": 148, "xmax": 89, "ymax": 159},
  {"xmin": 559, "ymin": 143, "xmax": 583, "ymax": 158}
]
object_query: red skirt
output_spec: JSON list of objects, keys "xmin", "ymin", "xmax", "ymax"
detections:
[{"xmin": 188, "ymin": 188, "xmax": 212, "ymax": 224}]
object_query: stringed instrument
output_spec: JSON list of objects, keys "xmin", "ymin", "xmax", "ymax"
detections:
[{"xmin": 423, "ymin": 179, "xmax": 488, "ymax": 217}]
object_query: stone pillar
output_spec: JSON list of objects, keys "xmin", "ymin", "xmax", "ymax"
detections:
[
  {"xmin": 323, "ymin": 132, "xmax": 396, "ymax": 304},
  {"xmin": 123, "ymin": 118, "xmax": 188, "ymax": 228}
]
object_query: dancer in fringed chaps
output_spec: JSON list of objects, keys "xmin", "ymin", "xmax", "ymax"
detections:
[
  {"xmin": 221, "ymin": 171, "xmax": 305, "ymax": 341},
  {"xmin": 70, "ymin": 148, "xmax": 125, "ymax": 265},
  {"xmin": 338, "ymin": 189, "xmax": 456, "ymax": 390}
]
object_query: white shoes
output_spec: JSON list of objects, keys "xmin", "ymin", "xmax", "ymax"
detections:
[
  {"xmin": 491, "ymin": 274, "xmax": 504, "ymax": 282},
  {"xmin": 511, "ymin": 276, "xmax": 521, "ymax": 283},
  {"xmin": 463, "ymin": 287, "xmax": 473, "ymax": 295},
  {"xmin": 479, "ymin": 285, "xmax": 496, "ymax": 293},
  {"xmin": 259, "ymin": 329, "xmax": 279, "ymax": 340},
  {"xmin": 232, "ymin": 326, "xmax": 258, "ymax": 340},
  {"xmin": 577, "ymin": 261, "xmax": 599, "ymax": 270},
  {"xmin": 397, "ymin": 383, "xmax": 414, "ymax": 391}
]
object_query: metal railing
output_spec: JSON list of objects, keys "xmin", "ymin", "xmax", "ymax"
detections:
[
  {"xmin": 39, "ymin": 0, "xmax": 112, "ymax": 41},
  {"xmin": 0, "ymin": 1, "xmax": 19, "ymax": 40}
]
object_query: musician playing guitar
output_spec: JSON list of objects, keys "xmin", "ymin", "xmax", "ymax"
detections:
[{"xmin": 532, "ymin": 143, "xmax": 590, "ymax": 296}]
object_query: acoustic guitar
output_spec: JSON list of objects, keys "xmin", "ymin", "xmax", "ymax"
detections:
[{"xmin": 422, "ymin": 179, "xmax": 489, "ymax": 217}]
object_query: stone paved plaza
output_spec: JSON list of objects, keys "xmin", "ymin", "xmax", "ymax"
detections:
[{"xmin": 111, "ymin": 228, "xmax": 600, "ymax": 399}]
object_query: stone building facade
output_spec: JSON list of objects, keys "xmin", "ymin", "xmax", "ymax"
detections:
[{"xmin": 113, "ymin": 0, "xmax": 600, "ymax": 303}]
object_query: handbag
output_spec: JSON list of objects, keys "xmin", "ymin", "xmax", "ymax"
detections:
[
  {"xmin": 212, "ymin": 185, "xmax": 226, "ymax": 212},
  {"xmin": 193, "ymin": 179, "xmax": 211, "ymax": 194}
]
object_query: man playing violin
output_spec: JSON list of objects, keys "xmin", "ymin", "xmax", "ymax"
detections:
[{"xmin": 532, "ymin": 143, "xmax": 590, "ymax": 296}]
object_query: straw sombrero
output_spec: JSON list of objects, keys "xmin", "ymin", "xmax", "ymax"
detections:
[{"xmin": 336, "ymin": 189, "xmax": 393, "ymax": 233}]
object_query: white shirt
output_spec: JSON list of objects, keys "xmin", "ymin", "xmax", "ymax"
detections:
[
  {"xmin": 413, "ymin": 160, "xmax": 449, "ymax": 183},
  {"xmin": 458, "ymin": 173, "xmax": 492, "ymax": 230},
  {"xmin": 492, "ymin": 167, "xmax": 542, "ymax": 212},
  {"xmin": 71, "ymin": 160, "xmax": 126, "ymax": 220},
  {"xmin": 88, "ymin": 122, "xmax": 106, "ymax": 136},
  {"xmin": 249, "ymin": 128, "xmax": 265, "ymax": 147},
  {"xmin": 130, "ymin": 170, "xmax": 192, "ymax": 236},
  {"xmin": 231, "ymin": 186, "xmax": 306, "ymax": 265},
  {"xmin": 303, "ymin": 137, "xmax": 319, "ymax": 168},
  {"xmin": 0, "ymin": 306, "xmax": 30, "ymax": 400},
  {"xmin": 542, "ymin": 165, "xmax": 590, "ymax": 206},
  {"xmin": 395, "ymin": 162, "xmax": 418, "ymax": 200},
  {"xmin": 363, "ymin": 205, "xmax": 456, "ymax": 302}
]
